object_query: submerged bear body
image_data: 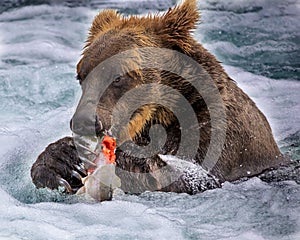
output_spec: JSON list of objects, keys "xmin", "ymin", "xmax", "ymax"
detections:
[{"xmin": 31, "ymin": 0, "xmax": 289, "ymax": 197}]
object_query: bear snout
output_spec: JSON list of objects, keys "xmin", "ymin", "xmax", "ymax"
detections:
[{"xmin": 71, "ymin": 110, "xmax": 103, "ymax": 137}]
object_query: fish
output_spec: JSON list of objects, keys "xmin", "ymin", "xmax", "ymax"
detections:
[
  {"xmin": 75, "ymin": 135, "xmax": 121, "ymax": 201},
  {"xmin": 76, "ymin": 158, "xmax": 121, "ymax": 201}
]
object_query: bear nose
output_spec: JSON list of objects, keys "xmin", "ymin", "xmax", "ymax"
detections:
[{"xmin": 71, "ymin": 111, "xmax": 103, "ymax": 136}]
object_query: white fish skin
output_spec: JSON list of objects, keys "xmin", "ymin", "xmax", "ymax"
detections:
[{"xmin": 76, "ymin": 164, "xmax": 121, "ymax": 202}]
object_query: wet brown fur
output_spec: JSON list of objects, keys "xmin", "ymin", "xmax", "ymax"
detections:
[{"xmin": 75, "ymin": 0, "xmax": 287, "ymax": 183}]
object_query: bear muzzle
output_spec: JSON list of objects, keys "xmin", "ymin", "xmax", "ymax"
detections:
[{"xmin": 70, "ymin": 110, "xmax": 104, "ymax": 137}]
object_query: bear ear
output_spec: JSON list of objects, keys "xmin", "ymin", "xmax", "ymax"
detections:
[
  {"xmin": 155, "ymin": 0, "xmax": 200, "ymax": 51},
  {"xmin": 86, "ymin": 10, "xmax": 121, "ymax": 48}
]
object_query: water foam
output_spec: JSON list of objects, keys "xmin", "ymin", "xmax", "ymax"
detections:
[{"xmin": 224, "ymin": 65, "xmax": 300, "ymax": 140}]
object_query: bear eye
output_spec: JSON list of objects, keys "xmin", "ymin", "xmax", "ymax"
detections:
[
  {"xmin": 113, "ymin": 75, "xmax": 123, "ymax": 86},
  {"xmin": 114, "ymin": 76, "xmax": 121, "ymax": 83}
]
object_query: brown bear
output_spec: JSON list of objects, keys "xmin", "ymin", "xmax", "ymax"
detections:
[{"xmin": 31, "ymin": 0, "xmax": 289, "ymax": 196}]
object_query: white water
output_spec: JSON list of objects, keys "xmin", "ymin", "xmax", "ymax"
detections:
[{"xmin": 0, "ymin": 0, "xmax": 299, "ymax": 239}]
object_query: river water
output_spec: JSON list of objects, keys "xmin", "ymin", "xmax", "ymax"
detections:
[{"xmin": 0, "ymin": 0, "xmax": 299, "ymax": 239}]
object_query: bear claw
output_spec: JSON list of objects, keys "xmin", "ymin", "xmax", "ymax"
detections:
[
  {"xmin": 74, "ymin": 164, "xmax": 87, "ymax": 176},
  {"xmin": 71, "ymin": 170, "xmax": 83, "ymax": 181},
  {"xmin": 58, "ymin": 177, "xmax": 73, "ymax": 193}
]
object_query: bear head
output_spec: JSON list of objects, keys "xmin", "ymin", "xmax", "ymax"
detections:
[{"xmin": 72, "ymin": 0, "xmax": 202, "ymax": 146}]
